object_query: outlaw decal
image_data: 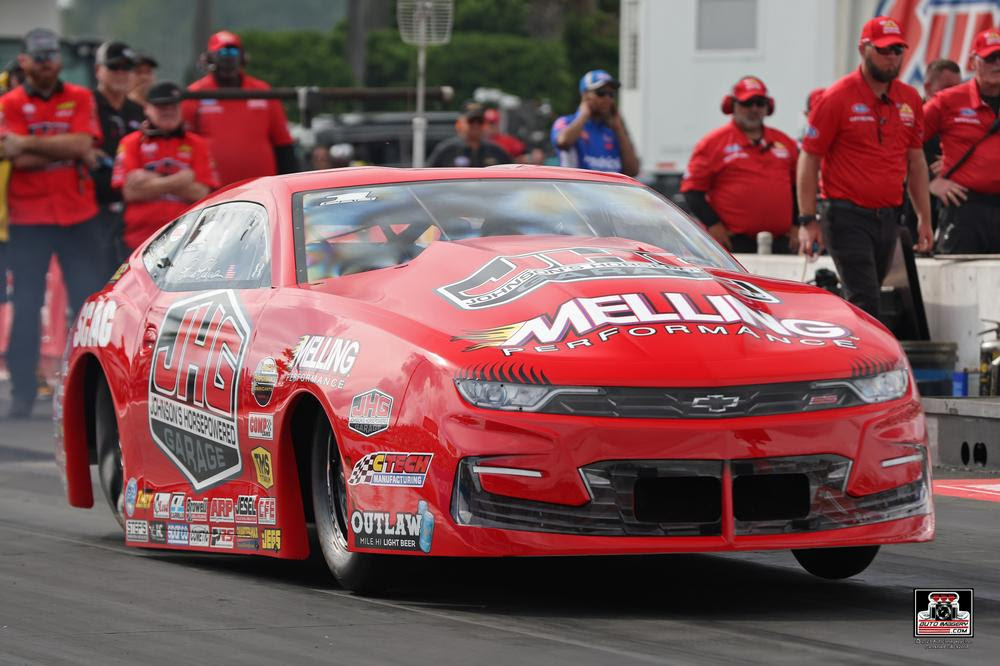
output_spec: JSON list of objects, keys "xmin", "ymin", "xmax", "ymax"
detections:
[
  {"xmin": 351, "ymin": 501, "xmax": 434, "ymax": 553},
  {"xmin": 148, "ymin": 290, "xmax": 250, "ymax": 491},
  {"xmin": 438, "ymin": 247, "xmax": 710, "ymax": 310}
]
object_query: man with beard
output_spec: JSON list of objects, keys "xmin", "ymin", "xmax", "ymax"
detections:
[
  {"xmin": 681, "ymin": 76, "xmax": 798, "ymax": 253},
  {"xmin": 797, "ymin": 16, "xmax": 932, "ymax": 319},
  {"xmin": 428, "ymin": 102, "xmax": 511, "ymax": 167},
  {"xmin": 924, "ymin": 29, "xmax": 1000, "ymax": 254},
  {"xmin": 551, "ymin": 69, "xmax": 639, "ymax": 176},
  {"xmin": 0, "ymin": 28, "xmax": 105, "ymax": 418},
  {"xmin": 91, "ymin": 41, "xmax": 145, "ymax": 272},
  {"xmin": 181, "ymin": 31, "xmax": 296, "ymax": 186}
]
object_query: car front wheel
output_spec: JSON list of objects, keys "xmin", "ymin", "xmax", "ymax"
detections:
[
  {"xmin": 95, "ymin": 376, "xmax": 124, "ymax": 529},
  {"xmin": 792, "ymin": 545, "xmax": 880, "ymax": 579}
]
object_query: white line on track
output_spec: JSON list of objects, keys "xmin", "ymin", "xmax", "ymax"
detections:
[
  {"xmin": 0, "ymin": 521, "xmax": 134, "ymax": 557},
  {"xmin": 312, "ymin": 587, "xmax": 666, "ymax": 664}
]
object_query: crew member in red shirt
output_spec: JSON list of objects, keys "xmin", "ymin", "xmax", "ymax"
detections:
[
  {"xmin": 797, "ymin": 16, "xmax": 932, "ymax": 318},
  {"xmin": 181, "ymin": 31, "xmax": 296, "ymax": 186},
  {"xmin": 923, "ymin": 29, "xmax": 1000, "ymax": 254},
  {"xmin": 682, "ymin": 76, "xmax": 799, "ymax": 253},
  {"xmin": 0, "ymin": 28, "xmax": 105, "ymax": 419},
  {"xmin": 113, "ymin": 82, "xmax": 218, "ymax": 251}
]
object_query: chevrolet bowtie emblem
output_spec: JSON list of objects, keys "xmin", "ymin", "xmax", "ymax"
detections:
[{"xmin": 691, "ymin": 394, "xmax": 741, "ymax": 413}]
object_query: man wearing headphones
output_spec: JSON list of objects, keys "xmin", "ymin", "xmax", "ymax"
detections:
[
  {"xmin": 181, "ymin": 31, "xmax": 296, "ymax": 186},
  {"xmin": 681, "ymin": 76, "xmax": 799, "ymax": 253}
]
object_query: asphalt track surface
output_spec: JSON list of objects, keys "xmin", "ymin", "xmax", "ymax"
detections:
[{"xmin": 1, "ymin": 401, "xmax": 997, "ymax": 665}]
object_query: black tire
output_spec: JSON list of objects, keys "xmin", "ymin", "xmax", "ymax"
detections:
[
  {"xmin": 792, "ymin": 545, "xmax": 879, "ymax": 579},
  {"xmin": 95, "ymin": 376, "xmax": 124, "ymax": 529},
  {"xmin": 310, "ymin": 414, "xmax": 389, "ymax": 593}
]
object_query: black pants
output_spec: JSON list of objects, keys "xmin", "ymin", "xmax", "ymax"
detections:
[
  {"xmin": 8, "ymin": 216, "xmax": 107, "ymax": 404},
  {"xmin": 936, "ymin": 193, "xmax": 1000, "ymax": 254},
  {"xmin": 729, "ymin": 232, "xmax": 792, "ymax": 254},
  {"xmin": 0, "ymin": 241, "xmax": 7, "ymax": 304},
  {"xmin": 820, "ymin": 202, "xmax": 900, "ymax": 319},
  {"xmin": 95, "ymin": 204, "xmax": 129, "ymax": 276}
]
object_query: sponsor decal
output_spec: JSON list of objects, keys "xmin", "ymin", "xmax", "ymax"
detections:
[
  {"xmin": 109, "ymin": 263, "xmax": 129, "ymax": 284},
  {"xmin": 126, "ymin": 519, "xmax": 149, "ymax": 543},
  {"xmin": 852, "ymin": 103, "xmax": 871, "ymax": 114},
  {"xmin": 167, "ymin": 522, "xmax": 189, "ymax": 545},
  {"xmin": 959, "ymin": 107, "xmax": 976, "ymax": 117},
  {"xmin": 149, "ymin": 521, "xmax": 167, "ymax": 544},
  {"xmin": 320, "ymin": 190, "xmax": 378, "ymax": 205},
  {"xmin": 235, "ymin": 525, "xmax": 260, "ymax": 550},
  {"xmin": 348, "ymin": 452, "xmax": 433, "ymax": 487},
  {"xmin": 209, "ymin": 497, "xmax": 235, "ymax": 523},
  {"xmin": 153, "ymin": 492, "xmax": 171, "ymax": 519},
  {"xmin": 135, "ymin": 489, "xmax": 153, "ymax": 511},
  {"xmin": 186, "ymin": 498, "xmax": 208, "ymax": 522},
  {"xmin": 722, "ymin": 151, "xmax": 749, "ymax": 163},
  {"xmin": 880, "ymin": 18, "xmax": 901, "ymax": 34},
  {"xmin": 247, "ymin": 99, "xmax": 269, "ymax": 109},
  {"xmin": 251, "ymin": 357, "xmax": 278, "ymax": 406},
  {"xmin": 189, "ymin": 523, "xmax": 210, "ymax": 547},
  {"xmin": 72, "ymin": 297, "xmax": 117, "ymax": 348},
  {"xmin": 914, "ymin": 589, "xmax": 973, "ymax": 637},
  {"xmin": 248, "ymin": 413, "xmax": 273, "ymax": 440},
  {"xmin": 251, "ymin": 446, "xmax": 274, "ymax": 489},
  {"xmin": 286, "ymin": 336, "xmax": 359, "ymax": 388},
  {"xmin": 257, "ymin": 497, "xmax": 276, "ymax": 525},
  {"xmin": 849, "ymin": 114, "xmax": 876, "ymax": 122},
  {"xmin": 168, "ymin": 222, "xmax": 188, "ymax": 242},
  {"xmin": 169, "ymin": 493, "xmax": 186, "ymax": 520},
  {"xmin": 210, "ymin": 526, "xmax": 235, "ymax": 549},
  {"xmin": 804, "ymin": 125, "xmax": 818, "ymax": 139},
  {"xmin": 898, "ymin": 102, "xmax": 915, "ymax": 125},
  {"xmin": 124, "ymin": 478, "xmax": 138, "ymax": 517},
  {"xmin": 148, "ymin": 290, "xmax": 250, "ymax": 491},
  {"xmin": 454, "ymin": 288, "xmax": 857, "ymax": 354},
  {"xmin": 348, "ymin": 389, "xmax": 393, "ymax": 437},
  {"xmin": 260, "ymin": 528, "xmax": 282, "ymax": 552},
  {"xmin": 770, "ymin": 141, "xmax": 789, "ymax": 159},
  {"xmin": 351, "ymin": 502, "xmax": 434, "ymax": 553},
  {"xmin": 235, "ymin": 495, "xmax": 258, "ymax": 523},
  {"xmin": 438, "ymin": 247, "xmax": 710, "ymax": 310},
  {"xmin": 723, "ymin": 143, "xmax": 742, "ymax": 153}
]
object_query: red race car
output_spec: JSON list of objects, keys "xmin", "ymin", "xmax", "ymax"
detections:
[{"xmin": 56, "ymin": 166, "xmax": 933, "ymax": 592}]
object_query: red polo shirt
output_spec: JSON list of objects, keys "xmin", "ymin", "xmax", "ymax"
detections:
[
  {"xmin": 111, "ymin": 129, "xmax": 219, "ymax": 250},
  {"xmin": 0, "ymin": 81, "xmax": 101, "ymax": 225},
  {"xmin": 681, "ymin": 122, "xmax": 798, "ymax": 236},
  {"xmin": 181, "ymin": 74, "xmax": 293, "ymax": 186},
  {"xmin": 802, "ymin": 68, "xmax": 923, "ymax": 209},
  {"xmin": 924, "ymin": 79, "xmax": 1000, "ymax": 194}
]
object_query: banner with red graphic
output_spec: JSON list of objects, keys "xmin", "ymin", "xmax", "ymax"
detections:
[{"xmin": 876, "ymin": 0, "xmax": 1000, "ymax": 84}]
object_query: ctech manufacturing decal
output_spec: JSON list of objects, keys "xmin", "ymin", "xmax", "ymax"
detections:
[
  {"xmin": 348, "ymin": 452, "xmax": 432, "ymax": 487},
  {"xmin": 148, "ymin": 290, "xmax": 250, "ymax": 491},
  {"xmin": 455, "ymin": 284, "xmax": 859, "ymax": 354},
  {"xmin": 438, "ymin": 247, "xmax": 712, "ymax": 310}
]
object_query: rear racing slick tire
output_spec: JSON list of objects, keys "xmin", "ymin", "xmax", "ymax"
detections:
[
  {"xmin": 311, "ymin": 414, "xmax": 390, "ymax": 593},
  {"xmin": 792, "ymin": 545, "xmax": 880, "ymax": 579},
  {"xmin": 95, "ymin": 376, "xmax": 125, "ymax": 529}
]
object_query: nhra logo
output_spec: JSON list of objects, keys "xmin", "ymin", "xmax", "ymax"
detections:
[
  {"xmin": 148, "ymin": 290, "xmax": 250, "ymax": 491},
  {"xmin": 437, "ymin": 247, "xmax": 710, "ymax": 310},
  {"xmin": 348, "ymin": 452, "xmax": 433, "ymax": 487},
  {"xmin": 914, "ymin": 589, "xmax": 974, "ymax": 636},
  {"xmin": 348, "ymin": 389, "xmax": 393, "ymax": 437}
]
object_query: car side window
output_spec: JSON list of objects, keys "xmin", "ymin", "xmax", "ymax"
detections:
[
  {"xmin": 158, "ymin": 202, "xmax": 271, "ymax": 291},
  {"xmin": 142, "ymin": 211, "xmax": 200, "ymax": 287}
]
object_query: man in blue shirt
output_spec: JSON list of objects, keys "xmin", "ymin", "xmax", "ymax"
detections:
[{"xmin": 551, "ymin": 69, "xmax": 639, "ymax": 176}]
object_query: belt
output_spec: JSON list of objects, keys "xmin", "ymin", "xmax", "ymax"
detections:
[
  {"xmin": 962, "ymin": 190, "xmax": 1000, "ymax": 205},
  {"xmin": 824, "ymin": 199, "xmax": 902, "ymax": 222}
]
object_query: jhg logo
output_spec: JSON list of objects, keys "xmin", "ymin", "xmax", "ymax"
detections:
[
  {"xmin": 914, "ymin": 589, "xmax": 973, "ymax": 637},
  {"xmin": 348, "ymin": 389, "xmax": 393, "ymax": 437},
  {"xmin": 148, "ymin": 290, "xmax": 250, "ymax": 490},
  {"xmin": 437, "ymin": 247, "xmax": 709, "ymax": 310}
]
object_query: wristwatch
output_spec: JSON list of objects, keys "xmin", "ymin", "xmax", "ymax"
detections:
[{"xmin": 796, "ymin": 213, "xmax": 820, "ymax": 226}]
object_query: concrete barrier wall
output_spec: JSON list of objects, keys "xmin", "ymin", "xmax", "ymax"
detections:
[{"xmin": 736, "ymin": 254, "xmax": 1000, "ymax": 372}]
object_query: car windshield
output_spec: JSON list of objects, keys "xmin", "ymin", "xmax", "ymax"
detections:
[{"xmin": 296, "ymin": 178, "xmax": 742, "ymax": 281}]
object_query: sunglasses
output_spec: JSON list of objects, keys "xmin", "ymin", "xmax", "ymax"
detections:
[
  {"xmin": 873, "ymin": 44, "xmax": 906, "ymax": 56},
  {"xmin": 981, "ymin": 52, "xmax": 1000, "ymax": 64},
  {"xmin": 105, "ymin": 62, "xmax": 134, "ymax": 72},
  {"xmin": 467, "ymin": 117, "xmax": 485, "ymax": 125},
  {"xmin": 593, "ymin": 89, "xmax": 616, "ymax": 98},
  {"xmin": 31, "ymin": 51, "xmax": 61, "ymax": 64},
  {"xmin": 214, "ymin": 46, "xmax": 241, "ymax": 58},
  {"xmin": 737, "ymin": 97, "xmax": 769, "ymax": 108}
]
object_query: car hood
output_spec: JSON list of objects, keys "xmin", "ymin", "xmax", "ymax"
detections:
[{"xmin": 325, "ymin": 236, "xmax": 904, "ymax": 387}]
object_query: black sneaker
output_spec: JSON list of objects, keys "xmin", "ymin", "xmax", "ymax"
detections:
[{"xmin": 7, "ymin": 398, "xmax": 34, "ymax": 419}]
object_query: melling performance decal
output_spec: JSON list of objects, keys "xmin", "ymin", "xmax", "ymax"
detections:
[
  {"xmin": 455, "ymin": 289, "xmax": 858, "ymax": 353},
  {"xmin": 348, "ymin": 452, "xmax": 433, "ymax": 487},
  {"xmin": 148, "ymin": 290, "xmax": 250, "ymax": 491},
  {"xmin": 286, "ymin": 335, "xmax": 359, "ymax": 388},
  {"xmin": 438, "ymin": 247, "xmax": 711, "ymax": 310},
  {"xmin": 351, "ymin": 501, "xmax": 434, "ymax": 553}
]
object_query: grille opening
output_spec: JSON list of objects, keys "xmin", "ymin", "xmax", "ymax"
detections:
[
  {"xmin": 733, "ymin": 473, "xmax": 810, "ymax": 521},
  {"xmin": 633, "ymin": 476, "xmax": 722, "ymax": 523}
]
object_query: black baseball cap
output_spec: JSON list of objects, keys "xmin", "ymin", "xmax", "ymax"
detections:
[
  {"xmin": 96, "ymin": 41, "xmax": 136, "ymax": 67},
  {"xmin": 22, "ymin": 28, "xmax": 60, "ymax": 59},
  {"xmin": 146, "ymin": 81, "xmax": 183, "ymax": 106},
  {"xmin": 134, "ymin": 51, "xmax": 159, "ymax": 68},
  {"xmin": 462, "ymin": 101, "xmax": 486, "ymax": 120}
]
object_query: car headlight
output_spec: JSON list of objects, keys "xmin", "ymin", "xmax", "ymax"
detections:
[
  {"xmin": 821, "ymin": 368, "xmax": 909, "ymax": 403},
  {"xmin": 454, "ymin": 379, "xmax": 600, "ymax": 411}
]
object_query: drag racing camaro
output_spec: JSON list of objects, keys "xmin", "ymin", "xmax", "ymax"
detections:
[{"xmin": 55, "ymin": 166, "xmax": 933, "ymax": 592}]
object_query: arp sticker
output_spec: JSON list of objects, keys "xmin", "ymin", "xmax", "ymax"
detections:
[{"xmin": 148, "ymin": 290, "xmax": 250, "ymax": 491}]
